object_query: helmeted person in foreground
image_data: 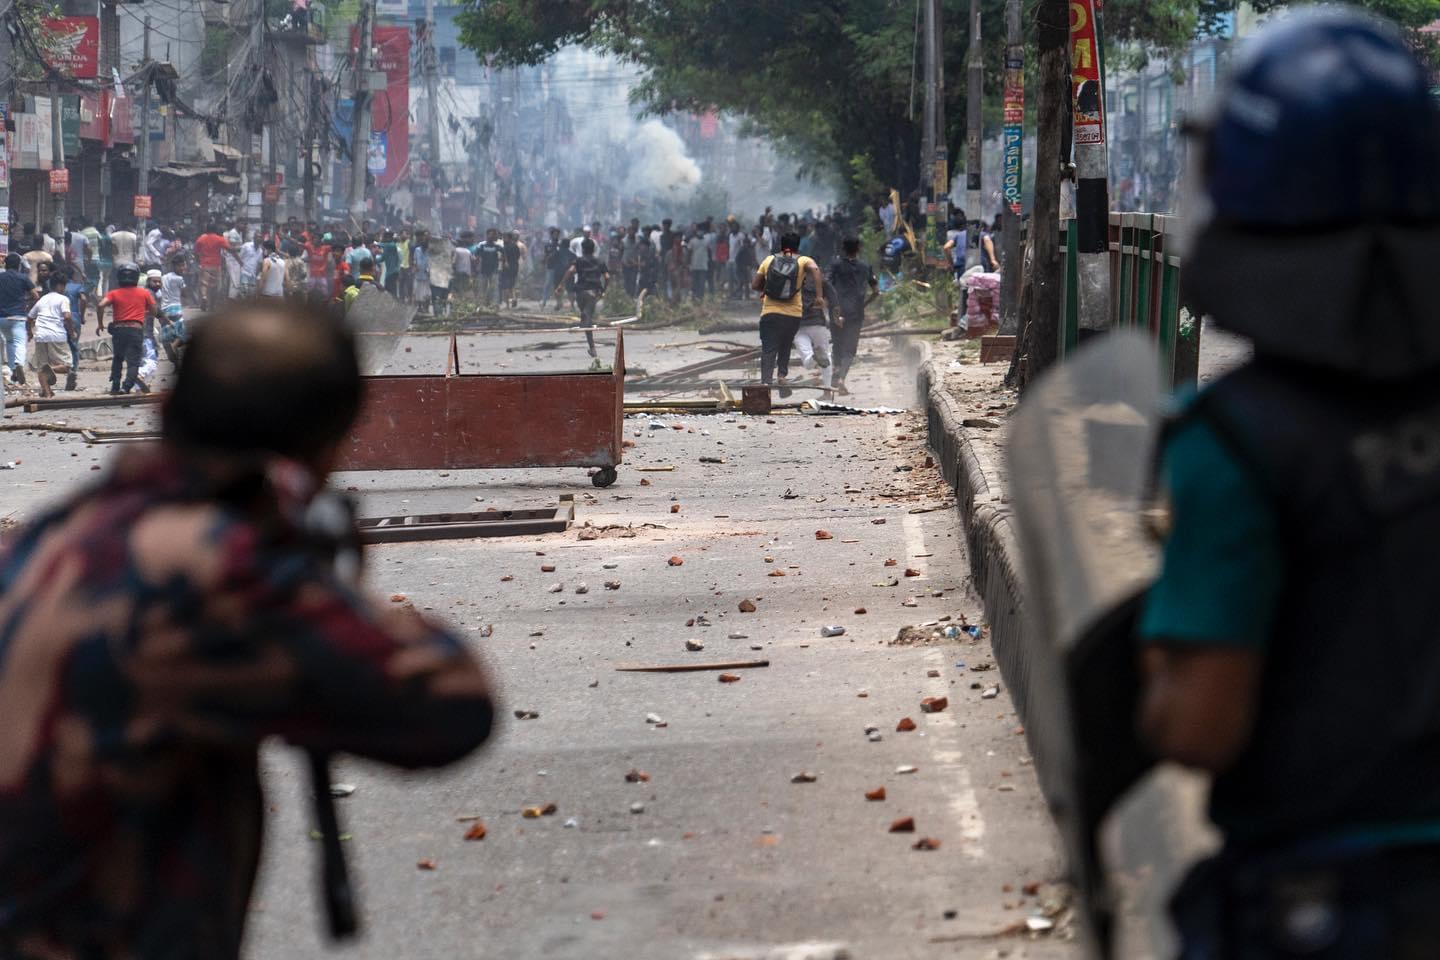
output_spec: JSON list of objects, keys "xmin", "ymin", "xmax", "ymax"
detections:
[
  {"xmin": 1140, "ymin": 7, "xmax": 1440, "ymax": 956},
  {"xmin": 0, "ymin": 300, "xmax": 496, "ymax": 958}
]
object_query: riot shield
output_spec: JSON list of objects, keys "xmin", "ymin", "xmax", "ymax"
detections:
[
  {"xmin": 1008, "ymin": 331, "xmax": 1167, "ymax": 957},
  {"xmin": 347, "ymin": 286, "xmax": 417, "ymax": 376}
]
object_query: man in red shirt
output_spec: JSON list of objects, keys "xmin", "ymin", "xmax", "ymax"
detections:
[
  {"xmin": 97, "ymin": 265, "xmax": 157, "ymax": 394},
  {"xmin": 192, "ymin": 223, "xmax": 230, "ymax": 310},
  {"xmin": 305, "ymin": 235, "xmax": 332, "ymax": 300}
]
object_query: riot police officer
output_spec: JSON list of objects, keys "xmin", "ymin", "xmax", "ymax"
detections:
[{"xmin": 1138, "ymin": 7, "xmax": 1440, "ymax": 957}]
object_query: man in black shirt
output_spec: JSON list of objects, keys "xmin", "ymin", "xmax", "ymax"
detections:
[
  {"xmin": 826, "ymin": 237, "xmax": 879, "ymax": 395},
  {"xmin": 557, "ymin": 238, "xmax": 609, "ymax": 358}
]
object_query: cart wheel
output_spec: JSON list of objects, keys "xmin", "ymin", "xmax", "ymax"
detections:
[{"xmin": 592, "ymin": 466, "xmax": 619, "ymax": 488}]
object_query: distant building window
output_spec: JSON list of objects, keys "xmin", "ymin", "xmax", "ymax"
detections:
[{"xmin": 439, "ymin": 47, "xmax": 455, "ymax": 77}]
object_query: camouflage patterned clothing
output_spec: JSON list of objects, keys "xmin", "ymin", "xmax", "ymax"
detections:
[{"xmin": 0, "ymin": 447, "xmax": 493, "ymax": 959}]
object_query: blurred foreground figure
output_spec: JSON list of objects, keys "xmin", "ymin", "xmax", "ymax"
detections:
[
  {"xmin": 1144, "ymin": 8, "xmax": 1440, "ymax": 957},
  {"xmin": 0, "ymin": 301, "xmax": 495, "ymax": 957}
]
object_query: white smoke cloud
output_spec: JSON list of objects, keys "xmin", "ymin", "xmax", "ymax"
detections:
[
  {"xmin": 549, "ymin": 48, "xmax": 703, "ymax": 205},
  {"xmin": 621, "ymin": 120, "xmax": 703, "ymax": 197}
]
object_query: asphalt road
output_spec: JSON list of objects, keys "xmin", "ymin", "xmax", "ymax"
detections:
[{"xmin": 0, "ymin": 326, "xmax": 1074, "ymax": 959}]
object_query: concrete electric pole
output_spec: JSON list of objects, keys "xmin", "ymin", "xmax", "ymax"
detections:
[
  {"xmin": 999, "ymin": 0, "xmax": 1024, "ymax": 332},
  {"xmin": 49, "ymin": 86, "xmax": 65, "ymax": 242},
  {"xmin": 347, "ymin": 0, "xmax": 374, "ymax": 228},
  {"xmin": 964, "ymin": 0, "xmax": 983, "ymax": 264},
  {"xmin": 423, "ymin": 0, "xmax": 444, "ymax": 232},
  {"xmin": 137, "ymin": 16, "xmax": 152, "ymax": 235},
  {"xmin": 1070, "ymin": 0, "xmax": 1111, "ymax": 335}
]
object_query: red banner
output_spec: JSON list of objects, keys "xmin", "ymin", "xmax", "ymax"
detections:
[
  {"xmin": 350, "ymin": 25, "xmax": 411, "ymax": 188},
  {"xmin": 133, "ymin": 195, "xmax": 152, "ymax": 218},
  {"xmin": 49, "ymin": 169, "xmax": 69, "ymax": 194},
  {"xmin": 41, "ymin": 17, "xmax": 100, "ymax": 79},
  {"xmin": 1069, "ymin": 0, "xmax": 1104, "ymax": 145},
  {"xmin": 79, "ymin": 91, "xmax": 133, "ymax": 146}
]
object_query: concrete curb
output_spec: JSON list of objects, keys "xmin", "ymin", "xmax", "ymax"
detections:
[{"xmin": 908, "ymin": 342, "xmax": 1036, "ymax": 723}]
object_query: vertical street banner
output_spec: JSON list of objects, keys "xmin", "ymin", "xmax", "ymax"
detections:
[
  {"xmin": 370, "ymin": 25, "xmax": 410, "ymax": 187},
  {"xmin": 1002, "ymin": 52, "xmax": 1024, "ymax": 215},
  {"xmin": 41, "ymin": 17, "xmax": 100, "ymax": 79},
  {"xmin": 1070, "ymin": 0, "xmax": 1104, "ymax": 145}
]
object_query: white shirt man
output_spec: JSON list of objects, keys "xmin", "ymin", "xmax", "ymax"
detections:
[
  {"xmin": 26, "ymin": 284, "xmax": 72, "ymax": 395},
  {"xmin": 109, "ymin": 228, "xmax": 139, "ymax": 266},
  {"xmin": 569, "ymin": 229, "xmax": 593, "ymax": 259},
  {"xmin": 143, "ymin": 227, "xmax": 167, "ymax": 266},
  {"xmin": 238, "ymin": 239, "xmax": 263, "ymax": 291}
]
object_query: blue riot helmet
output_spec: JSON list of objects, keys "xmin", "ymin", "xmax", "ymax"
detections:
[{"xmin": 1182, "ymin": 6, "xmax": 1440, "ymax": 378}]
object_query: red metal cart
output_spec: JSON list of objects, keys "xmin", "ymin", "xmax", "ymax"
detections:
[{"xmin": 337, "ymin": 331, "xmax": 625, "ymax": 487}]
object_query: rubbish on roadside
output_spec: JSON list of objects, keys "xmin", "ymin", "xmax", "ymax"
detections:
[
  {"xmin": 685, "ymin": 639, "xmax": 705, "ymax": 652},
  {"xmin": 750, "ymin": 644, "xmax": 763, "ymax": 651},
  {"xmin": 815, "ymin": 530, "xmax": 833, "ymax": 540},
  {"xmin": 630, "ymin": 802, "xmax": 646, "ymax": 814},
  {"xmin": 920, "ymin": 697, "xmax": 948, "ymax": 714},
  {"xmin": 541, "ymin": 564, "xmax": 556, "ymax": 573},
  {"xmin": 895, "ymin": 765, "xmax": 919, "ymax": 775},
  {"xmin": 854, "ymin": 607, "xmax": 867, "ymax": 615},
  {"xmin": 889, "ymin": 817, "xmax": 916, "ymax": 833},
  {"xmin": 901, "ymin": 598, "xmax": 919, "ymax": 608},
  {"xmin": 896, "ymin": 717, "xmax": 917, "ymax": 732},
  {"xmin": 927, "ymin": 669, "xmax": 941, "ymax": 678},
  {"xmin": 790, "ymin": 771, "xmax": 818, "ymax": 784},
  {"xmin": 513, "ymin": 710, "xmax": 540, "ymax": 720},
  {"xmin": 417, "ymin": 859, "xmax": 438, "ymax": 870},
  {"xmin": 883, "ymin": 559, "xmax": 897, "ymax": 567},
  {"xmin": 868, "ymin": 731, "xmax": 883, "ymax": 742},
  {"xmin": 717, "ymin": 673, "xmax": 742, "ymax": 683},
  {"xmin": 981, "ymin": 685, "xmax": 1001, "ymax": 700},
  {"xmin": 820, "ymin": 625, "xmax": 846, "ymax": 637},
  {"xmin": 668, "ymin": 556, "xmax": 684, "ymax": 566},
  {"xmin": 575, "ymin": 583, "xmax": 589, "ymax": 594},
  {"xmin": 912, "ymin": 837, "xmax": 942, "ymax": 851},
  {"xmin": 738, "ymin": 599, "xmax": 757, "ymax": 612},
  {"xmin": 865, "ymin": 787, "xmax": 886, "ymax": 801},
  {"xmin": 617, "ymin": 659, "xmax": 769, "ymax": 674},
  {"xmin": 547, "ymin": 583, "xmax": 564, "ymax": 593},
  {"xmin": 604, "ymin": 580, "xmax": 622, "ymax": 590},
  {"xmin": 699, "ymin": 456, "xmax": 726, "ymax": 464},
  {"xmin": 329, "ymin": 783, "xmax": 356, "ymax": 798},
  {"xmin": 671, "ymin": 504, "xmax": 681, "ymax": 513},
  {"xmin": 645, "ymin": 713, "xmax": 665, "ymax": 725},
  {"xmin": 768, "ymin": 570, "xmax": 786, "ymax": 577},
  {"xmin": 1026, "ymin": 916, "xmax": 1056, "ymax": 933},
  {"xmin": 636, "ymin": 465, "xmax": 675, "ymax": 472},
  {"xmin": 904, "ymin": 568, "xmax": 922, "ymax": 578},
  {"xmin": 522, "ymin": 803, "xmax": 558, "ymax": 818},
  {"xmin": 603, "ymin": 562, "xmax": 619, "ymax": 569},
  {"xmin": 963, "ymin": 418, "xmax": 1002, "ymax": 429},
  {"xmin": 479, "ymin": 624, "xmax": 494, "ymax": 637},
  {"xmin": 389, "ymin": 594, "xmax": 407, "ymax": 603},
  {"xmin": 464, "ymin": 822, "xmax": 487, "ymax": 841}
]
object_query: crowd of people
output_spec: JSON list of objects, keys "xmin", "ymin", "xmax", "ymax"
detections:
[{"xmin": 1, "ymin": 202, "xmax": 905, "ymax": 394}]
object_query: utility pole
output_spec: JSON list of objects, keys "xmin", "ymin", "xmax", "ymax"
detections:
[
  {"xmin": 1070, "ymin": 0, "xmax": 1111, "ymax": 335},
  {"xmin": 1017, "ymin": 0, "xmax": 1070, "ymax": 385},
  {"xmin": 422, "ymin": 0, "xmax": 443, "ymax": 232},
  {"xmin": 49, "ymin": 86, "xmax": 65, "ymax": 241},
  {"xmin": 965, "ymin": 0, "xmax": 983, "ymax": 265},
  {"xmin": 920, "ymin": 0, "xmax": 936, "ymax": 197},
  {"xmin": 137, "ymin": 16, "xmax": 153, "ymax": 236},
  {"xmin": 347, "ymin": 0, "xmax": 374, "ymax": 228},
  {"xmin": 999, "ymin": 0, "xmax": 1025, "ymax": 332},
  {"xmin": 302, "ymin": 69, "xmax": 316, "ymax": 223}
]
